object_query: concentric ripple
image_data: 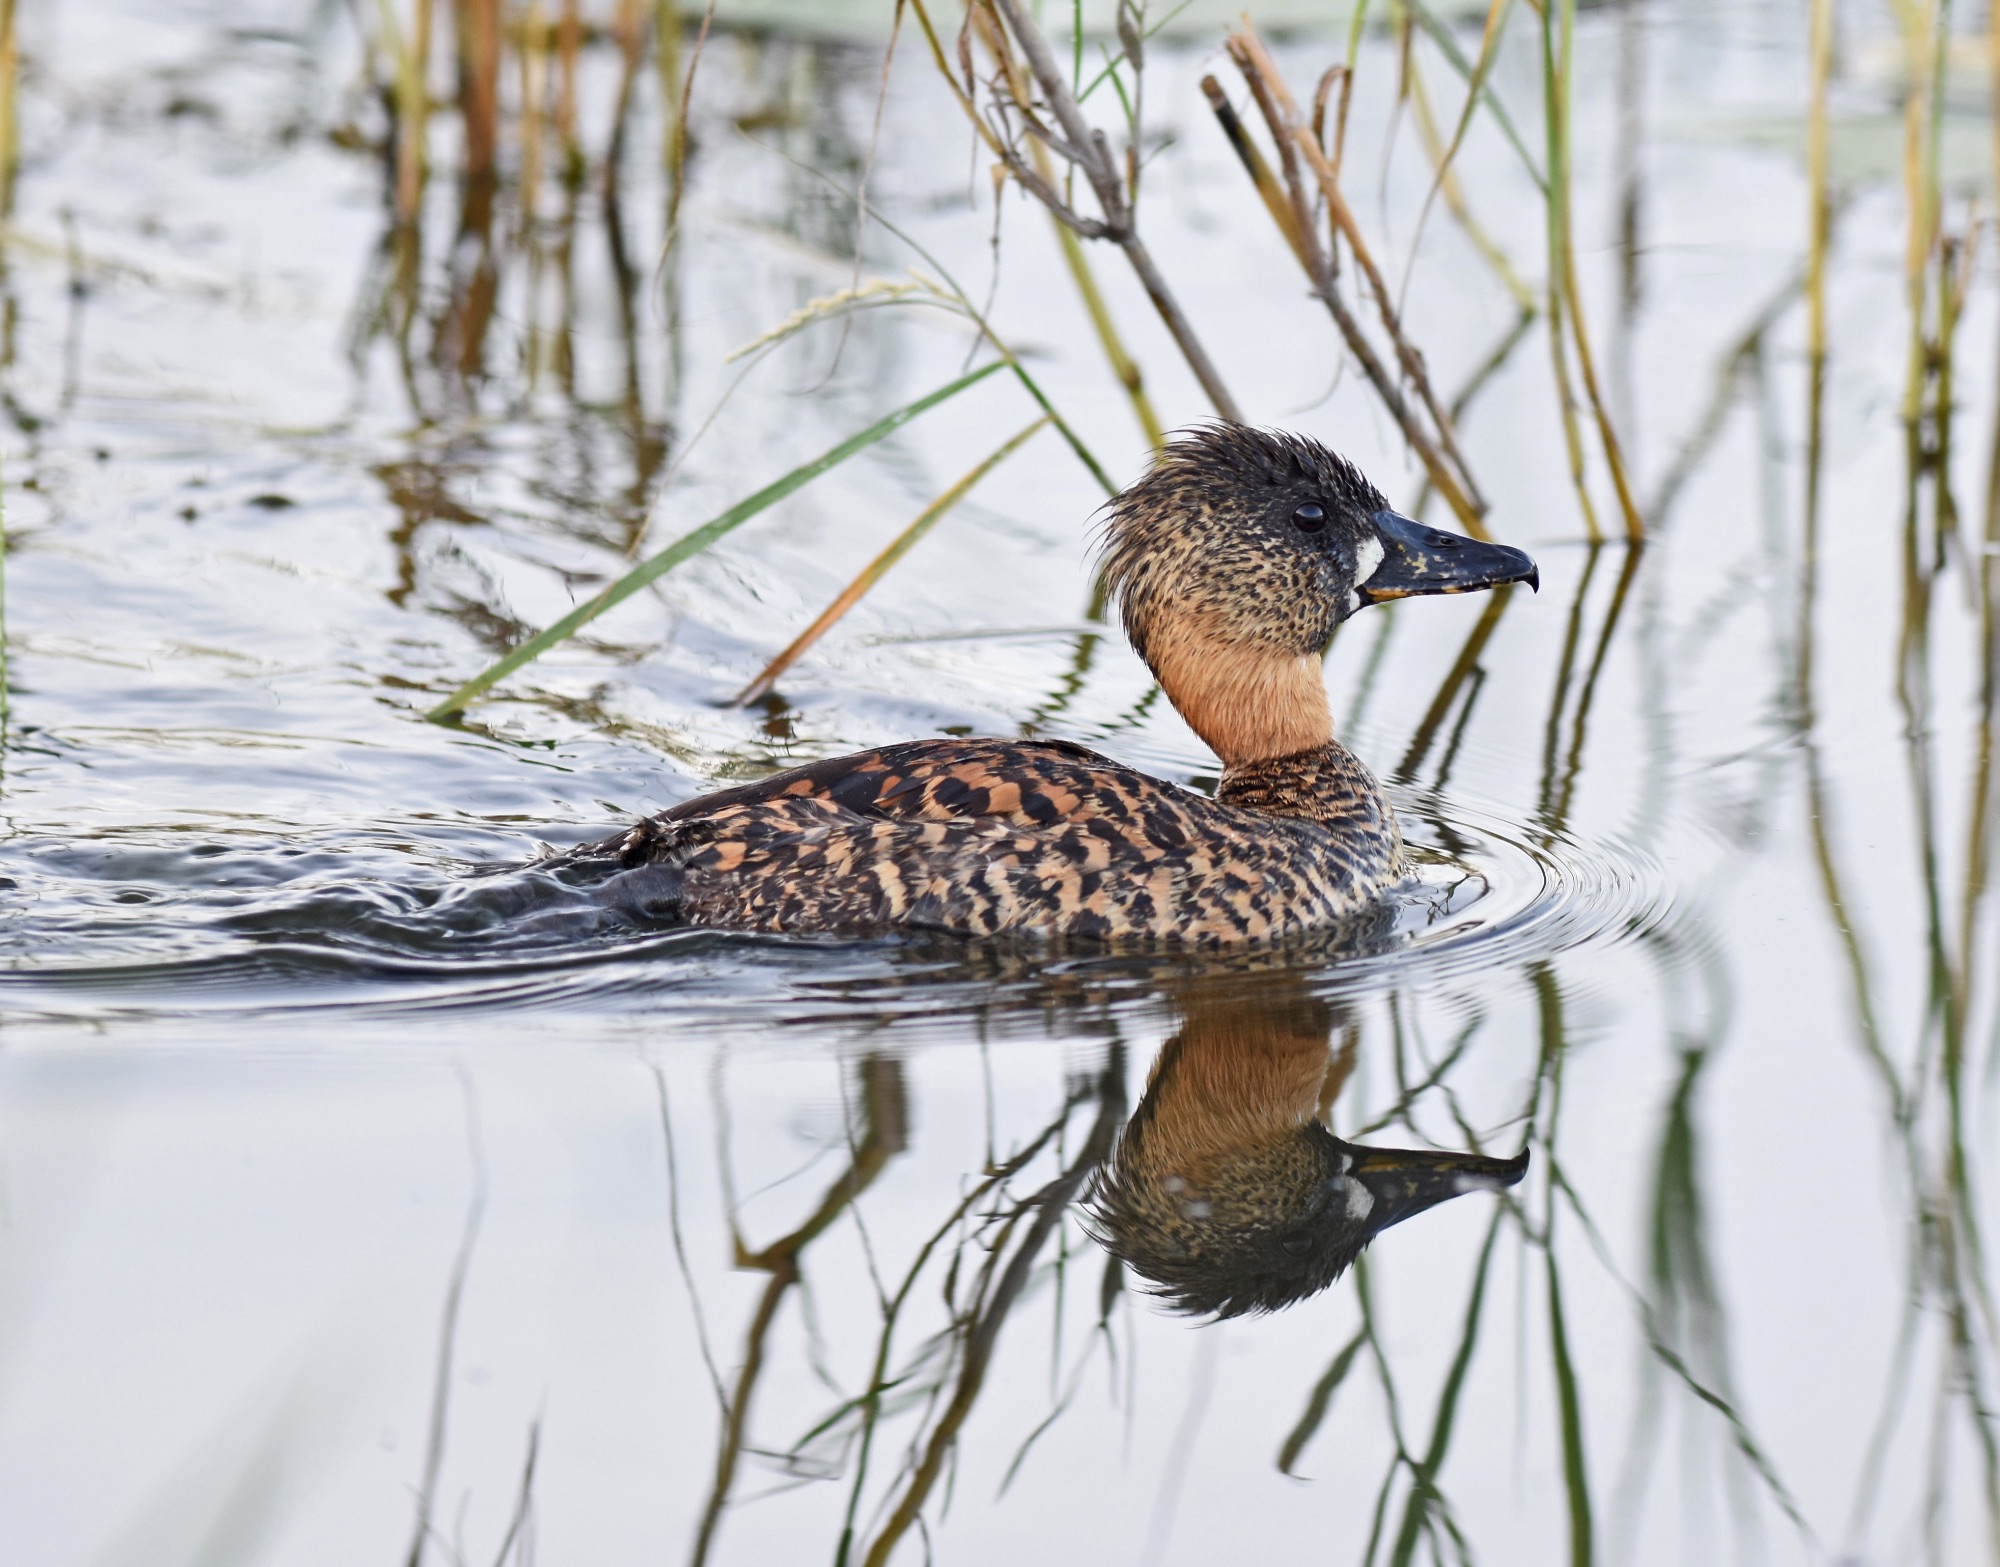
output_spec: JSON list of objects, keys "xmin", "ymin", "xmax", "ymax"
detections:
[{"xmin": 0, "ymin": 781, "xmax": 1670, "ymax": 1026}]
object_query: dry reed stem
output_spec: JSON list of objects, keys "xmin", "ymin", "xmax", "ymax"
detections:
[
  {"xmin": 962, "ymin": 3, "xmax": 1163, "ymax": 448},
  {"xmin": 555, "ymin": 0, "xmax": 582, "ymax": 183},
  {"xmin": 457, "ymin": 0, "xmax": 501, "ymax": 187},
  {"xmin": 657, "ymin": 0, "xmax": 684, "ymax": 192},
  {"xmin": 379, "ymin": 0, "xmax": 433, "ymax": 225},
  {"xmin": 1538, "ymin": 0, "xmax": 1600, "ymax": 542},
  {"xmin": 518, "ymin": 0, "xmax": 546, "ymax": 227},
  {"xmin": 0, "ymin": 0, "xmax": 15, "ymax": 220},
  {"xmin": 959, "ymin": 0, "xmax": 1241, "ymax": 421},
  {"xmin": 1806, "ymin": 0, "xmax": 1833, "ymax": 364},
  {"xmin": 1232, "ymin": 27, "xmax": 1483, "ymax": 502},
  {"xmin": 1199, "ymin": 77, "xmax": 1312, "ymax": 266},
  {"xmin": 960, "ymin": 6, "xmax": 1168, "ymax": 447},
  {"xmin": 731, "ymin": 416, "xmax": 1049, "ymax": 706},
  {"xmin": 603, "ymin": 0, "xmax": 647, "ymax": 203},
  {"xmin": 1397, "ymin": 0, "xmax": 1531, "ymax": 341},
  {"xmin": 1898, "ymin": 0, "xmax": 1942, "ymax": 425},
  {"xmin": 1560, "ymin": 233, "xmax": 1642, "ymax": 538},
  {"xmin": 663, "ymin": 0, "xmax": 717, "ymax": 252},
  {"xmin": 1200, "ymin": 73, "xmax": 1488, "ymax": 535},
  {"xmin": 1221, "ymin": 26, "xmax": 1490, "ymax": 534}
]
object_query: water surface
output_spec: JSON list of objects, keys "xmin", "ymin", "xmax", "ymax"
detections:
[{"xmin": 0, "ymin": 3, "xmax": 1995, "ymax": 1564}]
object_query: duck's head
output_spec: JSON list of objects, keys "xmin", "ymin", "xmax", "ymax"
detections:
[
  {"xmin": 1086, "ymin": 982, "xmax": 1529, "ymax": 1318},
  {"xmin": 1099, "ymin": 424, "xmax": 1537, "ymax": 765}
]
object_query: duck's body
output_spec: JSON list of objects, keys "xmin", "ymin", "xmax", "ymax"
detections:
[
  {"xmin": 588, "ymin": 734, "xmax": 1399, "ymax": 943},
  {"xmin": 576, "ymin": 425, "xmax": 1535, "ymax": 945}
]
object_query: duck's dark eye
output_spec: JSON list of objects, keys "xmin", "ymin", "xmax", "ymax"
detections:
[
  {"xmin": 1292, "ymin": 502, "xmax": 1327, "ymax": 533},
  {"xmin": 1279, "ymin": 1232, "xmax": 1315, "ymax": 1257}
]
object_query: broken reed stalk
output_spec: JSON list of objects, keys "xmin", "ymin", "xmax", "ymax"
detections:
[
  {"xmin": 935, "ymin": 0, "xmax": 1241, "ymax": 422},
  {"xmin": 1204, "ymin": 72, "xmax": 1455, "ymax": 512},
  {"xmin": 957, "ymin": 2, "xmax": 1163, "ymax": 448},
  {"xmin": 732, "ymin": 416, "xmax": 1050, "ymax": 706},
  {"xmin": 1236, "ymin": 30, "xmax": 1486, "ymax": 506},
  {"xmin": 1213, "ymin": 26, "xmax": 1490, "ymax": 536}
]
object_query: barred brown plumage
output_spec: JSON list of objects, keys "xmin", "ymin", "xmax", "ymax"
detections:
[{"xmin": 562, "ymin": 425, "xmax": 1537, "ymax": 943}]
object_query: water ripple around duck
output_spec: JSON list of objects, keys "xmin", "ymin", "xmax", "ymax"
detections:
[{"xmin": 0, "ymin": 781, "xmax": 1668, "ymax": 1029}]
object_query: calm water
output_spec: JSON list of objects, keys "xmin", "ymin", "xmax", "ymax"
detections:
[{"xmin": 1, "ymin": 2, "xmax": 1995, "ymax": 1563}]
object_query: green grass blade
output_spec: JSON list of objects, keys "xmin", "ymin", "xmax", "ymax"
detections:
[
  {"xmin": 425, "ymin": 360, "xmax": 1006, "ymax": 719},
  {"xmin": 1547, "ymin": 1247, "xmax": 1595, "ymax": 1567},
  {"xmin": 1277, "ymin": 1328, "xmax": 1367, "ymax": 1475},
  {"xmin": 1388, "ymin": 1208, "xmax": 1504, "ymax": 1567},
  {"xmin": 1407, "ymin": 0, "xmax": 1546, "ymax": 190}
]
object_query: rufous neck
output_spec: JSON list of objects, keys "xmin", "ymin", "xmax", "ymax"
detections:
[
  {"xmin": 1136, "ymin": 991, "xmax": 1334, "ymax": 1170},
  {"xmin": 1145, "ymin": 622, "xmax": 1333, "ymax": 765}
]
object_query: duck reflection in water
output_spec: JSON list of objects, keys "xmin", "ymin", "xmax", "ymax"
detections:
[{"xmin": 1087, "ymin": 978, "xmax": 1527, "ymax": 1317}]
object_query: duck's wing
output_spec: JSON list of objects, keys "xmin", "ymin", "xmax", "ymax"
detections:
[
  {"xmin": 572, "ymin": 739, "xmax": 1372, "ymax": 941},
  {"xmin": 657, "ymin": 737, "xmax": 1202, "ymax": 833}
]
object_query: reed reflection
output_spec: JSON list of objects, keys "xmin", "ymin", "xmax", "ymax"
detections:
[{"xmin": 1088, "ymin": 976, "xmax": 1527, "ymax": 1318}]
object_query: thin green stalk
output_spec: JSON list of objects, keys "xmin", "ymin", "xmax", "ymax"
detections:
[
  {"xmin": 425, "ymin": 361, "xmax": 1006, "ymax": 718},
  {"xmin": 1387, "ymin": 1210, "xmax": 1506, "ymax": 1567},
  {"xmin": 1547, "ymin": 1224, "xmax": 1594, "ymax": 1567},
  {"xmin": 1278, "ymin": 1330, "xmax": 1368, "ymax": 1475},
  {"xmin": 1549, "ymin": 0, "xmax": 1642, "ymax": 539},
  {"xmin": 1404, "ymin": 0, "xmax": 1545, "ymax": 189},
  {"xmin": 1054, "ymin": 222, "xmax": 1163, "ymax": 449},
  {"xmin": 732, "ymin": 416, "xmax": 1049, "ymax": 705},
  {"xmin": 1540, "ymin": 0, "xmax": 1600, "ymax": 541},
  {"xmin": 1406, "ymin": 46, "xmax": 1536, "ymax": 314}
]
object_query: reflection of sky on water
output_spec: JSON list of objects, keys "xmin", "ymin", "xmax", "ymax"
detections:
[{"xmin": 0, "ymin": 0, "xmax": 1994, "ymax": 1562}]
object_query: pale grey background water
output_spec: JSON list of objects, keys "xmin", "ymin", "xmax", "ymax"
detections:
[{"xmin": 0, "ymin": 2, "xmax": 1994, "ymax": 1564}]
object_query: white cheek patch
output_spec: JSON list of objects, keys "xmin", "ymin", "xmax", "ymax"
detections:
[
  {"xmin": 1354, "ymin": 534, "xmax": 1387, "ymax": 585},
  {"xmin": 1341, "ymin": 1178, "xmax": 1375, "ymax": 1221}
]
